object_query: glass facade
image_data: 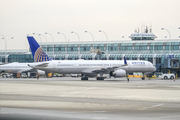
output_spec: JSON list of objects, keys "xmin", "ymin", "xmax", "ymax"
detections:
[
  {"xmin": 80, "ymin": 44, "xmax": 91, "ymax": 51},
  {"xmin": 8, "ymin": 54, "xmax": 34, "ymax": 63},
  {"xmin": 108, "ymin": 43, "xmax": 118, "ymax": 51},
  {"xmin": 0, "ymin": 56, "xmax": 5, "ymax": 62},
  {"xmin": 94, "ymin": 44, "xmax": 105, "ymax": 51}
]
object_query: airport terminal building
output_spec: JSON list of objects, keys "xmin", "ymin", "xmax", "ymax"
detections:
[{"xmin": 1, "ymin": 31, "xmax": 180, "ymax": 76}]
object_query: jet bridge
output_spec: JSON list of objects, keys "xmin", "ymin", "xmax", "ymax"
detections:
[{"xmin": 170, "ymin": 58, "xmax": 180, "ymax": 69}]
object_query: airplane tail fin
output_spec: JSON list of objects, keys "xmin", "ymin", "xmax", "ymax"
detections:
[
  {"xmin": 124, "ymin": 56, "xmax": 127, "ymax": 65},
  {"xmin": 27, "ymin": 36, "xmax": 49, "ymax": 62}
]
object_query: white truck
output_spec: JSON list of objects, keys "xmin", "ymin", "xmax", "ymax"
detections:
[
  {"xmin": 71, "ymin": 74, "xmax": 79, "ymax": 77},
  {"xmin": 159, "ymin": 73, "xmax": 175, "ymax": 80}
]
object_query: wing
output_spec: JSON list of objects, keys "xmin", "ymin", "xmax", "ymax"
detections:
[
  {"xmin": 81, "ymin": 56, "xmax": 128, "ymax": 74},
  {"xmin": 16, "ymin": 68, "xmax": 38, "ymax": 73},
  {"xmin": 93, "ymin": 64, "xmax": 127, "ymax": 73},
  {"xmin": 28, "ymin": 62, "xmax": 49, "ymax": 68},
  {"xmin": 82, "ymin": 64, "xmax": 127, "ymax": 74}
]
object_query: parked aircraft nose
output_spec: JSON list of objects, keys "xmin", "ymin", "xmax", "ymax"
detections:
[{"xmin": 153, "ymin": 66, "xmax": 156, "ymax": 71}]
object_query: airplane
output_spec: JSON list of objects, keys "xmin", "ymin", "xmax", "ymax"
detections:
[
  {"xmin": 0, "ymin": 62, "xmax": 45, "ymax": 77},
  {"xmin": 0, "ymin": 36, "xmax": 51, "ymax": 77},
  {"xmin": 27, "ymin": 36, "xmax": 156, "ymax": 80},
  {"xmin": 0, "ymin": 37, "xmax": 51, "ymax": 78}
]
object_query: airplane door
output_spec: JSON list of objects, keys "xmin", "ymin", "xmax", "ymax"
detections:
[{"xmin": 129, "ymin": 62, "xmax": 131, "ymax": 69}]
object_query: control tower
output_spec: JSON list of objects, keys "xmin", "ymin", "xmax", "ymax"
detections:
[{"xmin": 129, "ymin": 26, "xmax": 157, "ymax": 41}]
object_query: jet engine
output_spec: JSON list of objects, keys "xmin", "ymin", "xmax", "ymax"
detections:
[
  {"xmin": 113, "ymin": 69, "xmax": 126, "ymax": 78},
  {"xmin": 37, "ymin": 70, "xmax": 45, "ymax": 75}
]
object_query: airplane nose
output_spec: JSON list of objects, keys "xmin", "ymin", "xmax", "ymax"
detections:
[{"xmin": 153, "ymin": 66, "xmax": 156, "ymax": 71}]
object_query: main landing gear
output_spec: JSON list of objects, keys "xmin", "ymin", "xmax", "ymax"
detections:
[
  {"xmin": 96, "ymin": 72, "xmax": 104, "ymax": 80},
  {"xmin": 96, "ymin": 77, "xmax": 104, "ymax": 80},
  {"xmin": 81, "ymin": 76, "xmax": 88, "ymax": 80}
]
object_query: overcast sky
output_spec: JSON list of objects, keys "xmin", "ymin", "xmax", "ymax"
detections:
[{"xmin": 0, "ymin": 0, "xmax": 180, "ymax": 50}]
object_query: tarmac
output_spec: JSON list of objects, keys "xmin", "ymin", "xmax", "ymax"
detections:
[{"xmin": 0, "ymin": 77, "xmax": 180, "ymax": 120}]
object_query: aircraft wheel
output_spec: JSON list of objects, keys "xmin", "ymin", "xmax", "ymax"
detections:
[
  {"xmin": 141, "ymin": 77, "xmax": 145, "ymax": 80},
  {"xmin": 84, "ymin": 76, "xmax": 88, "ymax": 80},
  {"xmin": 81, "ymin": 77, "xmax": 88, "ymax": 80},
  {"xmin": 97, "ymin": 77, "xmax": 104, "ymax": 81}
]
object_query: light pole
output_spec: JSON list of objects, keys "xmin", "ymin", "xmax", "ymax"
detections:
[
  {"xmin": 45, "ymin": 32, "xmax": 54, "ymax": 59},
  {"xmin": 85, "ymin": 31, "xmax": 94, "ymax": 41},
  {"xmin": 85, "ymin": 31, "xmax": 95, "ymax": 53},
  {"xmin": 99, "ymin": 30, "xmax": 108, "ymax": 60},
  {"xmin": 57, "ymin": 32, "xmax": 67, "ymax": 59},
  {"xmin": 33, "ymin": 33, "xmax": 42, "ymax": 42},
  {"xmin": 178, "ymin": 27, "xmax": 180, "ymax": 38},
  {"xmin": 161, "ymin": 28, "xmax": 171, "ymax": 55},
  {"xmin": 71, "ymin": 31, "xmax": 80, "ymax": 42},
  {"xmin": 71, "ymin": 31, "xmax": 80, "ymax": 59},
  {"xmin": 99, "ymin": 30, "xmax": 108, "ymax": 41},
  {"xmin": 6, "ymin": 37, "xmax": 13, "ymax": 50},
  {"xmin": 40, "ymin": 34, "xmax": 48, "ymax": 53},
  {"xmin": 118, "ymin": 36, "xmax": 124, "ymax": 40},
  {"xmin": 0, "ymin": 35, "xmax": 13, "ymax": 63},
  {"xmin": 0, "ymin": 34, "xmax": 5, "ymax": 63},
  {"xmin": 57, "ymin": 32, "xmax": 67, "ymax": 42},
  {"xmin": 153, "ymin": 40, "xmax": 155, "ymax": 66}
]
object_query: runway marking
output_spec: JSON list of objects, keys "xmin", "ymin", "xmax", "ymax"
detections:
[
  {"xmin": 139, "ymin": 103, "xmax": 164, "ymax": 110},
  {"xmin": 58, "ymin": 87, "xmax": 96, "ymax": 97}
]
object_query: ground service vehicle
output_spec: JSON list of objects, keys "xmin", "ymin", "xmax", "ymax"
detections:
[{"xmin": 159, "ymin": 73, "xmax": 175, "ymax": 80}]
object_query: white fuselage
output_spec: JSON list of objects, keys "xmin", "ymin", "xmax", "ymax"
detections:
[
  {"xmin": 0, "ymin": 63, "xmax": 31, "ymax": 73},
  {"xmin": 0, "ymin": 63, "xmax": 45, "ymax": 75},
  {"xmin": 30, "ymin": 60, "xmax": 156, "ymax": 74}
]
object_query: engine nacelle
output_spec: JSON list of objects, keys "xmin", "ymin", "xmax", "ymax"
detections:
[
  {"xmin": 37, "ymin": 70, "xmax": 45, "ymax": 75},
  {"xmin": 113, "ymin": 69, "xmax": 126, "ymax": 78}
]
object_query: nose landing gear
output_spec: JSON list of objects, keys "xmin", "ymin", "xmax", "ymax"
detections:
[{"xmin": 142, "ymin": 72, "xmax": 145, "ymax": 80}]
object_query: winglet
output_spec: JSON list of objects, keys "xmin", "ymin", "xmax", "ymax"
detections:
[
  {"xmin": 124, "ymin": 56, "xmax": 127, "ymax": 65},
  {"xmin": 27, "ymin": 36, "xmax": 49, "ymax": 62}
]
